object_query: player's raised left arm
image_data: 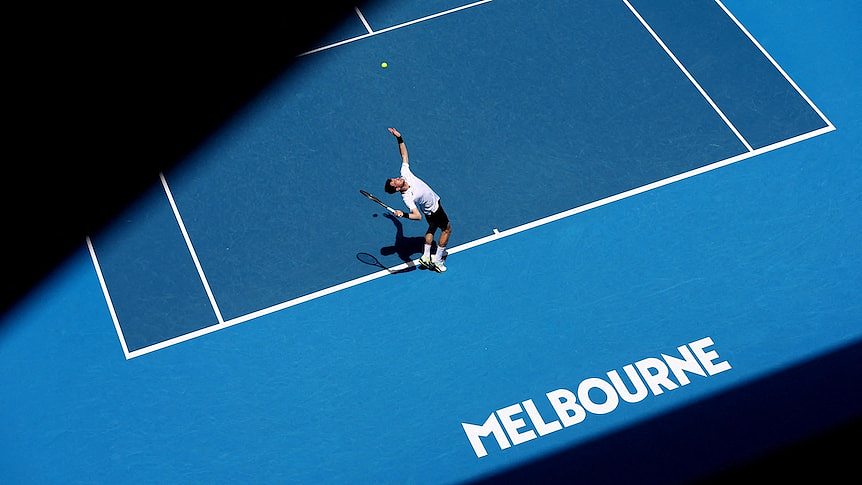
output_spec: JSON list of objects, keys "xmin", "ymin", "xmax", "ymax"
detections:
[{"xmin": 389, "ymin": 127, "xmax": 409, "ymax": 165}]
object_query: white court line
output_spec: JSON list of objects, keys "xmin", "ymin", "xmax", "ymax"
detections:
[
  {"xmin": 122, "ymin": 262, "xmax": 415, "ymax": 359},
  {"xmin": 714, "ymin": 0, "xmax": 834, "ymax": 129},
  {"xmin": 160, "ymin": 173, "xmax": 225, "ymax": 325},
  {"xmin": 87, "ymin": 236, "xmax": 131, "ymax": 358},
  {"xmin": 355, "ymin": 7, "xmax": 374, "ymax": 34},
  {"xmin": 449, "ymin": 125, "xmax": 834, "ymax": 255},
  {"xmin": 623, "ymin": 0, "xmax": 754, "ymax": 152},
  {"xmin": 298, "ymin": 0, "xmax": 494, "ymax": 56},
  {"xmin": 122, "ymin": 124, "xmax": 833, "ymax": 359}
]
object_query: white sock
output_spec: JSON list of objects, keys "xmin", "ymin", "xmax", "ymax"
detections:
[
  {"xmin": 434, "ymin": 246, "xmax": 446, "ymax": 262},
  {"xmin": 423, "ymin": 244, "xmax": 432, "ymax": 259}
]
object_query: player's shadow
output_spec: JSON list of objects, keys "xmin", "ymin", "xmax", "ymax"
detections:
[
  {"xmin": 356, "ymin": 214, "xmax": 433, "ymax": 274},
  {"xmin": 380, "ymin": 213, "xmax": 433, "ymax": 265}
]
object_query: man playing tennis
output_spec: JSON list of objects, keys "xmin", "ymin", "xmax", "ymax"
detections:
[{"xmin": 384, "ymin": 127, "xmax": 452, "ymax": 273}]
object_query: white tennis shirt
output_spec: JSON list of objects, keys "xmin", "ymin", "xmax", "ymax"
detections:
[{"xmin": 400, "ymin": 163, "xmax": 440, "ymax": 215}]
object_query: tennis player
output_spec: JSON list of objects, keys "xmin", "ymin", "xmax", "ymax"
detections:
[{"xmin": 384, "ymin": 127, "xmax": 452, "ymax": 273}]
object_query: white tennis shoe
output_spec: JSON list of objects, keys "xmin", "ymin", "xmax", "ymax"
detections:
[
  {"xmin": 418, "ymin": 255, "xmax": 433, "ymax": 269},
  {"xmin": 431, "ymin": 261, "xmax": 447, "ymax": 273}
]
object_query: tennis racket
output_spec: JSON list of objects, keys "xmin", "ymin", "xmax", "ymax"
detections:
[{"xmin": 360, "ymin": 189, "xmax": 397, "ymax": 215}]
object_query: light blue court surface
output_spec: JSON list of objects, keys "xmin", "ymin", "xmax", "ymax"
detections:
[{"xmin": 1, "ymin": 1, "xmax": 860, "ymax": 483}]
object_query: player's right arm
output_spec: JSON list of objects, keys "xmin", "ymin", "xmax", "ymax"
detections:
[
  {"xmin": 394, "ymin": 208, "xmax": 420, "ymax": 220},
  {"xmin": 389, "ymin": 127, "xmax": 409, "ymax": 165}
]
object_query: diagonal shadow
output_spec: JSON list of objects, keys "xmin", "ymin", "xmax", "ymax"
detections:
[{"xmin": 3, "ymin": 1, "xmax": 371, "ymax": 320}]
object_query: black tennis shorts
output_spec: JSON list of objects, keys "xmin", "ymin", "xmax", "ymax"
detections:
[{"xmin": 426, "ymin": 202, "xmax": 450, "ymax": 235}]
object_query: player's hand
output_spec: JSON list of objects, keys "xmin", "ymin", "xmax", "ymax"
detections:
[
  {"xmin": 388, "ymin": 127, "xmax": 401, "ymax": 138},
  {"xmin": 394, "ymin": 210, "xmax": 405, "ymax": 218}
]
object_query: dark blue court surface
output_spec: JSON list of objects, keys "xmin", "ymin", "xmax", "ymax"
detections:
[
  {"xmin": 90, "ymin": 0, "xmax": 827, "ymax": 355},
  {"xmin": 2, "ymin": 1, "xmax": 860, "ymax": 483}
]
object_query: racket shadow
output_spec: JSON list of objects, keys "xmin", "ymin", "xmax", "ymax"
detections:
[
  {"xmin": 356, "ymin": 214, "xmax": 430, "ymax": 274},
  {"xmin": 356, "ymin": 252, "xmax": 414, "ymax": 274}
]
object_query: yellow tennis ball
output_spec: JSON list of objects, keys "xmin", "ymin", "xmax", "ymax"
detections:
[{"xmin": 381, "ymin": 62, "xmax": 388, "ymax": 68}]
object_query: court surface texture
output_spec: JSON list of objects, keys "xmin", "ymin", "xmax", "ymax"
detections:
[{"xmin": 2, "ymin": 1, "xmax": 860, "ymax": 483}]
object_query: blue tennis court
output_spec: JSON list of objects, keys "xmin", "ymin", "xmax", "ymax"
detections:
[{"xmin": 2, "ymin": 0, "xmax": 860, "ymax": 483}]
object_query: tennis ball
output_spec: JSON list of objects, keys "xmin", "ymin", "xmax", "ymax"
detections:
[{"xmin": 381, "ymin": 62, "xmax": 388, "ymax": 68}]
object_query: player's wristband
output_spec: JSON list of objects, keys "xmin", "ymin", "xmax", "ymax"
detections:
[
  {"xmin": 396, "ymin": 136, "xmax": 404, "ymax": 144},
  {"xmin": 402, "ymin": 212, "xmax": 410, "ymax": 219}
]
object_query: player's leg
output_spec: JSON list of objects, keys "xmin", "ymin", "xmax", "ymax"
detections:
[
  {"xmin": 429, "ymin": 207, "xmax": 450, "ymax": 272},
  {"xmin": 432, "ymin": 224, "xmax": 450, "ymax": 272},
  {"xmin": 438, "ymin": 223, "xmax": 451, "ymax": 249},
  {"xmin": 432, "ymin": 206, "xmax": 451, "ymax": 265},
  {"xmin": 419, "ymin": 230, "xmax": 435, "ymax": 268}
]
